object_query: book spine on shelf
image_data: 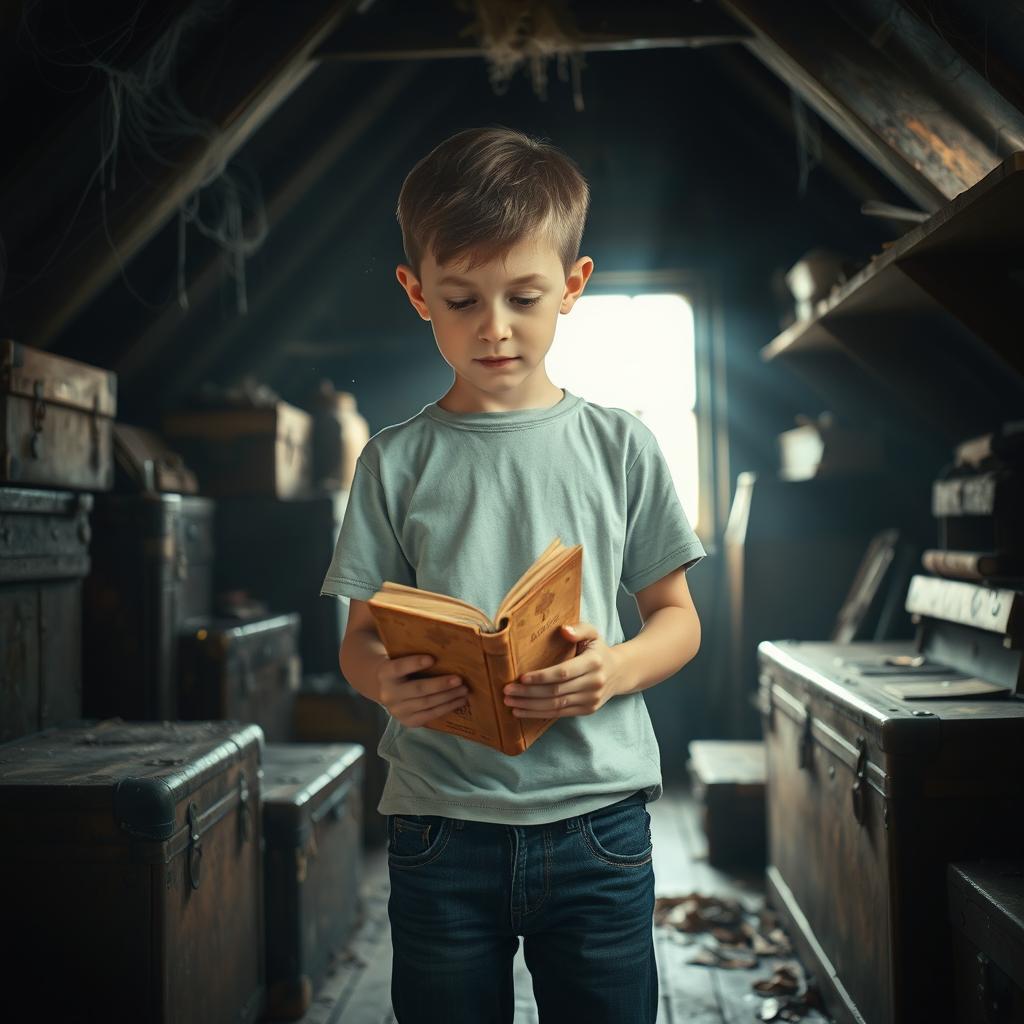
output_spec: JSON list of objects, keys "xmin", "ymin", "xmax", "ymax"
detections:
[
  {"xmin": 479, "ymin": 628, "xmax": 521, "ymax": 755},
  {"xmin": 905, "ymin": 573, "xmax": 1021, "ymax": 635},
  {"xmin": 921, "ymin": 549, "xmax": 999, "ymax": 580}
]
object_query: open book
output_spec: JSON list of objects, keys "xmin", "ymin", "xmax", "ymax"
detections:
[{"xmin": 366, "ymin": 538, "xmax": 584, "ymax": 755}]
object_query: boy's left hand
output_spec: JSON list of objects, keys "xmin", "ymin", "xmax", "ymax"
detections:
[{"xmin": 503, "ymin": 622, "xmax": 625, "ymax": 718}]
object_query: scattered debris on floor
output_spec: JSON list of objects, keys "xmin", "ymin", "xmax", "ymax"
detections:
[{"xmin": 654, "ymin": 893, "xmax": 823, "ymax": 1021}]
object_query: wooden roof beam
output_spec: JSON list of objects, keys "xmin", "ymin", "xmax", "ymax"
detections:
[
  {"xmin": 717, "ymin": 0, "xmax": 1004, "ymax": 212},
  {"xmin": 155, "ymin": 67, "xmax": 461, "ymax": 411},
  {"xmin": 3, "ymin": 0, "xmax": 360, "ymax": 350},
  {"xmin": 315, "ymin": 2, "xmax": 751, "ymax": 60},
  {"xmin": 114, "ymin": 60, "xmax": 419, "ymax": 389}
]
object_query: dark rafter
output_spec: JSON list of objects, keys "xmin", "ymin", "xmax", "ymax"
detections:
[
  {"xmin": 155, "ymin": 68, "xmax": 463, "ymax": 411},
  {"xmin": 115, "ymin": 60, "xmax": 420, "ymax": 392},
  {"xmin": 1, "ymin": 0, "xmax": 360, "ymax": 350},
  {"xmin": 315, "ymin": 2, "xmax": 751, "ymax": 60},
  {"xmin": 717, "ymin": 0, "xmax": 1009, "ymax": 211}
]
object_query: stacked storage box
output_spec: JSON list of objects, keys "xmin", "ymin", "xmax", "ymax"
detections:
[
  {"xmin": 0, "ymin": 720, "xmax": 266, "ymax": 1022},
  {"xmin": 0, "ymin": 341, "xmax": 115, "ymax": 742},
  {"xmin": 262, "ymin": 742, "xmax": 365, "ymax": 1019}
]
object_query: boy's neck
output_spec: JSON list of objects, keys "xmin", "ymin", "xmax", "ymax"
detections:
[{"xmin": 436, "ymin": 379, "xmax": 565, "ymax": 415}]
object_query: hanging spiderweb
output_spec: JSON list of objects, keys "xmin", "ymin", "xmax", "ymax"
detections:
[
  {"xmin": 18, "ymin": 0, "xmax": 267, "ymax": 314},
  {"xmin": 790, "ymin": 91, "xmax": 822, "ymax": 197},
  {"xmin": 456, "ymin": 0, "xmax": 587, "ymax": 112}
]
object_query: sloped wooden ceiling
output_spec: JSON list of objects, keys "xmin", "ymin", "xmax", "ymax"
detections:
[
  {"xmin": 719, "ymin": 0, "xmax": 1024, "ymax": 210},
  {"xmin": 0, "ymin": 0, "xmax": 1021, "ymax": 425},
  {"xmin": 0, "ymin": 0, "xmax": 359, "ymax": 349}
]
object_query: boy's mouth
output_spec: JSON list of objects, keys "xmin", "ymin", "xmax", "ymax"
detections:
[{"xmin": 477, "ymin": 356, "xmax": 519, "ymax": 366}]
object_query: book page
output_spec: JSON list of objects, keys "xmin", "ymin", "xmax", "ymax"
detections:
[
  {"xmin": 370, "ymin": 582, "xmax": 495, "ymax": 631},
  {"xmin": 496, "ymin": 538, "xmax": 575, "ymax": 624}
]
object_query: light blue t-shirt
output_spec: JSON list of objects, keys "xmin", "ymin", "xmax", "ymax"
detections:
[{"xmin": 319, "ymin": 387, "xmax": 705, "ymax": 825}]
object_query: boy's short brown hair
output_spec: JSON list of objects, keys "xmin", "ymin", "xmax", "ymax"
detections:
[{"xmin": 396, "ymin": 125, "xmax": 590, "ymax": 280}]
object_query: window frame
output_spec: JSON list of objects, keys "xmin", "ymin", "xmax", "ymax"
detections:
[{"xmin": 561, "ymin": 267, "xmax": 728, "ymax": 548}]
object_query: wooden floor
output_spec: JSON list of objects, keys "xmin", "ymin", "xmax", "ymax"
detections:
[{"xmin": 294, "ymin": 783, "xmax": 830, "ymax": 1024}]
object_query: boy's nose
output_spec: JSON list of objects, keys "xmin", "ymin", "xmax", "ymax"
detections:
[{"xmin": 477, "ymin": 306, "xmax": 512, "ymax": 343}]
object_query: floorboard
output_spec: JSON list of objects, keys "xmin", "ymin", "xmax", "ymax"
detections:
[{"xmin": 289, "ymin": 783, "xmax": 829, "ymax": 1023}]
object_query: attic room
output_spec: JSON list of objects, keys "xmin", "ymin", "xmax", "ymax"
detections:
[{"xmin": 1, "ymin": 1, "xmax": 1022, "ymax": 1022}]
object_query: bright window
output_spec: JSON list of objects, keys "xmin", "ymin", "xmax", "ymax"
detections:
[{"xmin": 548, "ymin": 293, "xmax": 699, "ymax": 528}]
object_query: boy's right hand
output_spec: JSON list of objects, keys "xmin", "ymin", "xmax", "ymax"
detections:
[{"xmin": 376, "ymin": 654, "xmax": 468, "ymax": 727}]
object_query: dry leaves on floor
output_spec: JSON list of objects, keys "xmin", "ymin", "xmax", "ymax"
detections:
[
  {"xmin": 653, "ymin": 892, "xmax": 822, "ymax": 1020},
  {"xmin": 653, "ymin": 893, "xmax": 791, "ymax": 956}
]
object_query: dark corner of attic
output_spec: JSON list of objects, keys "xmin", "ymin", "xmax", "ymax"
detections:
[{"xmin": 0, "ymin": 1, "xmax": 1022, "ymax": 1022}]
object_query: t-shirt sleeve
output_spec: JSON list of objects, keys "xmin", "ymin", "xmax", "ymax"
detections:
[
  {"xmin": 620, "ymin": 433, "xmax": 706, "ymax": 595},
  {"xmin": 320, "ymin": 456, "xmax": 416, "ymax": 603}
]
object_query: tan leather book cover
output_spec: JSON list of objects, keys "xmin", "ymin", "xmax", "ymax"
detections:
[{"xmin": 367, "ymin": 541, "xmax": 583, "ymax": 755}]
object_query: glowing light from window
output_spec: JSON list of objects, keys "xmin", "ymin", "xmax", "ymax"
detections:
[{"xmin": 548, "ymin": 293, "xmax": 699, "ymax": 527}]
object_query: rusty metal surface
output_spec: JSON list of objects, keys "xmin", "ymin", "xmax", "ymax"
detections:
[
  {"xmin": 0, "ymin": 341, "xmax": 116, "ymax": 490},
  {"xmin": 178, "ymin": 613, "xmax": 303, "ymax": 743},
  {"xmin": 83, "ymin": 493, "xmax": 215, "ymax": 721},
  {"xmin": 262, "ymin": 742, "xmax": 364, "ymax": 1018},
  {"xmin": 215, "ymin": 493, "xmax": 348, "ymax": 674},
  {"xmin": 759, "ymin": 640, "xmax": 1024, "ymax": 1024},
  {"xmin": 1, "ymin": 488, "xmax": 91, "ymax": 741},
  {"xmin": 0, "ymin": 719, "xmax": 266, "ymax": 1022}
]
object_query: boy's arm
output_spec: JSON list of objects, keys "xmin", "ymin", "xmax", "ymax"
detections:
[
  {"xmin": 339, "ymin": 599, "xmax": 390, "ymax": 704},
  {"xmin": 612, "ymin": 566, "xmax": 701, "ymax": 696}
]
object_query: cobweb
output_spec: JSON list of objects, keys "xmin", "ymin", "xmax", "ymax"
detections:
[{"xmin": 14, "ymin": 0, "xmax": 267, "ymax": 314}]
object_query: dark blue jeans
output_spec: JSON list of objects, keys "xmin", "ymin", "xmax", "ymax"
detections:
[{"xmin": 385, "ymin": 790, "xmax": 657, "ymax": 1023}]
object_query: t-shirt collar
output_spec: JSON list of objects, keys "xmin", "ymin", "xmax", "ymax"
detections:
[{"xmin": 423, "ymin": 388, "xmax": 582, "ymax": 432}]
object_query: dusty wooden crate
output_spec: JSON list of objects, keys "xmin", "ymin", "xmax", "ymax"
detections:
[{"xmin": 686, "ymin": 739, "xmax": 767, "ymax": 868}]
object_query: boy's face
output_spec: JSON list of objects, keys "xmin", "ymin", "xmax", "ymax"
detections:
[{"xmin": 396, "ymin": 232, "xmax": 593, "ymax": 412}]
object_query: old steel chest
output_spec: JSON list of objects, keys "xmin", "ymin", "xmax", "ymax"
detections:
[
  {"xmin": 0, "ymin": 719, "xmax": 265, "ymax": 1023},
  {"xmin": 293, "ymin": 673, "xmax": 388, "ymax": 846},
  {"xmin": 0, "ymin": 486, "xmax": 92, "ymax": 741},
  {"xmin": 759, "ymin": 639, "xmax": 1024, "ymax": 1024},
  {"xmin": 83, "ymin": 492, "xmax": 215, "ymax": 720},
  {"xmin": 948, "ymin": 861, "xmax": 1024, "ymax": 1024},
  {"xmin": 178, "ymin": 612, "xmax": 302, "ymax": 742},
  {"xmin": 162, "ymin": 402, "xmax": 313, "ymax": 500},
  {"xmin": 215, "ymin": 491, "xmax": 348, "ymax": 674},
  {"xmin": 262, "ymin": 742, "xmax": 365, "ymax": 1019},
  {"xmin": 0, "ymin": 339, "xmax": 116, "ymax": 491}
]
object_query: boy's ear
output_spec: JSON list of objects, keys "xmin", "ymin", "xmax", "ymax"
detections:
[
  {"xmin": 560, "ymin": 256, "xmax": 594, "ymax": 314},
  {"xmin": 396, "ymin": 264, "xmax": 431, "ymax": 321}
]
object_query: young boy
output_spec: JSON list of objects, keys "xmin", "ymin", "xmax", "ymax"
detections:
[{"xmin": 320, "ymin": 125, "xmax": 704, "ymax": 1023}]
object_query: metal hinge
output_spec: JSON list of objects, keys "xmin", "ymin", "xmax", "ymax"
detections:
[
  {"xmin": 187, "ymin": 802, "xmax": 202, "ymax": 890},
  {"xmin": 851, "ymin": 737, "xmax": 868, "ymax": 825}
]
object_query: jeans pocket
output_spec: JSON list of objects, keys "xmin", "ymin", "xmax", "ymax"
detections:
[
  {"xmin": 582, "ymin": 801, "xmax": 653, "ymax": 867},
  {"xmin": 387, "ymin": 814, "xmax": 452, "ymax": 868}
]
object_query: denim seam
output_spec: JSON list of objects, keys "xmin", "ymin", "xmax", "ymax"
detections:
[
  {"xmin": 580, "ymin": 814, "xmax": 653, "ymax": 869},
  {"xmin": 388, "ymin": 818, "xmax": 453, "ymax": 869},
  {"xmin": 523, "ymin": 828, "xmax": 553, "ymax": 917}
]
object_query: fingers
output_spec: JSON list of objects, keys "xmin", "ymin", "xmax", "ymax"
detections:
[
  {"xmin": 562, "ymin": 621, "xmax": 598, "ymax": 640},
  {"xmin": 504, "ymin": 671, "xmax": 605, "ymax": 717},
  {"xmin": 516, "ymin": 651, "xmax": 600, "ymax": 689},
  {"xmin": 505, "ymin": 692, "xmax": 595, "ymax": 717},
  {"xmin": 390, "ymin": 682, "xmax": 468, "ymax": 727},
  {"xmin": 379, "ymin": 653, "xmax": 469, "ymax": 727},
  {"xmin": 389, "ymin": 653, "xmax": 436, "ymax": 681}
]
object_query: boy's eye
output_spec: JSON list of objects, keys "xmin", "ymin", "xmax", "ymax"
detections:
[{"xmin": 443, "ymin": 296, "xmax": 541, "ymax": 311}]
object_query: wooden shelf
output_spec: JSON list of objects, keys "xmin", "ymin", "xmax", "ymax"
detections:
[{"xmin": 762, "ymin": 152, "xmax": 1024, "ymax": 441}]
